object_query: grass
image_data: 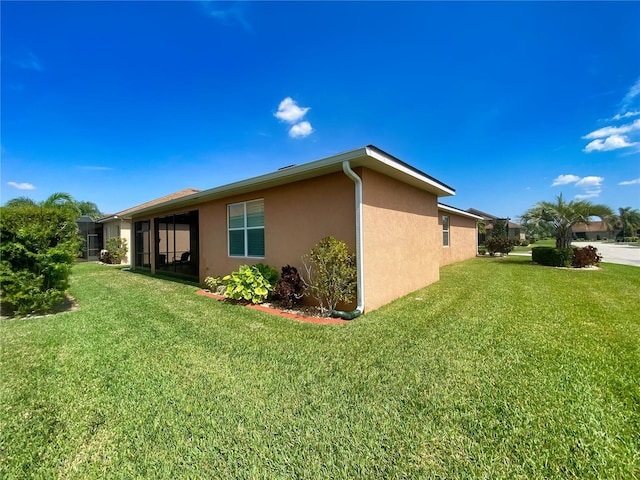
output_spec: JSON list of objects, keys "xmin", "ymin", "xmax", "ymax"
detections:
[
  {"xmin": 512, "ymin": 238, "xmax": 556, "ymax": 252},
  {"xmin": 1, "ymin": 259, "xmax": 639, "ymax": 479}
]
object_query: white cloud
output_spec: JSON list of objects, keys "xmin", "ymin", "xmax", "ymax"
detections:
[
  {"xmin": 7, "ymin": 181, "xmax": 36, "ymax": 190},
  {"xmin": 583, "ymin": 134, "xmax": 638, "ymax": 153},
  {"xmin": 574, "ymin": 192, "xmax": 601, "ymax": 200},
  {"xmin": 619, "ymin": 178, "xmax": 640, "ymax": 186},
  {"xmin": 288, "ymin": 121, "xmax": 313, "ymax": 138},
  {"xmin": 551, "ymin": 174, "xmax": 580, "ymax": 186},
  {"xmin": 612, "ymin": 111, "xmax": 640, "ymax": 121},
  {"xmin": 551, "ymin": 174, "xmax": 604, "ymax": 199},
  {"xmin": 201, "ymin": 1, "xmax": 250, "ymax": 30},
  {"xmin": 583, "ymin": 119, "xmax": 640, "ymax": 139},
  {"xmin": 274, "ymin": 97, "xmax": 310, "ymax": 123},
  {"xmin": 575, "ymin": 176, "xmax": 604, "ymax": 188},
  {"xmin": 622, "ymin": 76, "xmax": 640, "ymax": 110}
]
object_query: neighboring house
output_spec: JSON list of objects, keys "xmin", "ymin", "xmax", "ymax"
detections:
[
  {"xmin": 127, "ymin": 145, "xmax": 481, "ymax": 313},
  {"xmin": 467, "ymin": 208, "xmax": 526, "ymax": 243},
  {"xmin": 572, "ymin": 221, "xmax": 612, "ymax": 240},
  {"xmin": 98, "ymin": 188, "xmax": 201, "ymax": 264}
]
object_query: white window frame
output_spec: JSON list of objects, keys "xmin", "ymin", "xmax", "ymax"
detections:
[
  {"xmin": 442, "ymin": 215, "xmax": 450, "ymax": 247},
  {"xmin": 227, "ymin": 199, "xmax": 265, "ymax": 258}
]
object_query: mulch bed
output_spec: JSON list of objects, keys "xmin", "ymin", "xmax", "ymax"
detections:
[{"xmin": 195, "ymin": 290, "xmax": 350, "ymax": 325}]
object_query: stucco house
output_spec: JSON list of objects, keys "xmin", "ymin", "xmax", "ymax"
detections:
[
  {"xmin": 572, "ymin": 221, "xmax": 611, "ymax": 240},
  {"xmin": 98, "ymin": 188, "xmax": 201, "ymax": 264},
  {"xmin": 126, "ymin": 146, "xmax": 481, "ymax": 313},
  {"xmin": 467, "ymin": 208, "xmax": 526, "ymax": 243}
]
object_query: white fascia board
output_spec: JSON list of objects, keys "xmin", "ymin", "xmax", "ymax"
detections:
[
  {"xmin": 365, "ymin": 147, "xmax": 456, "ymax": 197},
  {"xmin": 438, "ymin": 203, "xmax": 484, "ymax": 220}
]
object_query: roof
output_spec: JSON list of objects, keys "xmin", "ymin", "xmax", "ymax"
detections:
[
  {"xmin": 572, "ymin": 221, "xmax": 608, "ymax": 233},
  {"xmin": 466, "ymin": 208, "xmax": 502, "ymax": 220},
  {"xmin": 467, "ymin": 208, "xmax": 522, "ymax": 228},
  {"xmin": 128, "ymin": 145, "xmax": 456, "ymax": 219},
  {"xmin": 97, "ymin": 188, "xmax": 201, "ymax": 223},
  {"xmin": 486, "ymin": 221, "xmax": 523, "ymax": 229},
  {"xmin": 438, "ymin": 203, "xmax": 483, "ymax": 220}
]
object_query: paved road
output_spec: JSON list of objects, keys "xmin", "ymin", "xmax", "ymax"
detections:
[{"xmin": 572, "ymin": 241, "xmax": 640, "ymax": 267}]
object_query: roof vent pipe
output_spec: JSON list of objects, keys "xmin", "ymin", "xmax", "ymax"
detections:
[{"xmin": 334, "ymin": 160, "xmax": 364, "ymax": 318}]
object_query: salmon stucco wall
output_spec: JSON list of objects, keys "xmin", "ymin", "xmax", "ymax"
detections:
[
  {"xmin": 360, "ymin": 168, "xmax": 440, "ymax": 312},
  {"xmin": 439, "ymin": 213, "xmax": 478, "ymax": 267},
  {"xmin": 197, "ymin": 171, "xmax": 356, "ymax": 284}
]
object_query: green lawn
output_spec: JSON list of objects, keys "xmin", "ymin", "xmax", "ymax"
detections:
[
  {"xmin": 2, "ymin": 259, "xmax": 639, "ymax": 478},
  {"xmin": 512, "ymin": 238, "xmax": 556, "ymax": 252}
]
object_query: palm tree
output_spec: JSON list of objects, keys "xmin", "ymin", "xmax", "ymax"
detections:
[
  {"xmin": 75, "ymin": 200, "xmax": 101, "ymax": 219},
  {"xmin": 616, "ymin": 207, "xmax": 640, "ymax": 238},
  {"xmin": 4, "ymin": 196, "xmax": 38, "ymax": 208},
  {"xmin": 521, "ymin": 194, "xmax": 613, "ymax": 248},
  {"xmin": 4, "ymin": 192, "xmax": 81, "ymax": 216}
]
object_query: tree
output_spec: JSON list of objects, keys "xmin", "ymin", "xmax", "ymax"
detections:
[
  {"xmin": 616, "ymin": 207, "xmax": 640, "ymax": 238},
  {"xmin": 4, "ymin": 194, "xmax": 101, "ymax": 219},
  {"xmin": 75, "ymin": 200, "xmax": 101, "ymax": 219},
  {"xmin": 520, "ymin": 194, "xmax": 613, "ymax": 249},
  {"xmin": 4, "ymin": 193, "xmax": 80, "ymax": 216}
]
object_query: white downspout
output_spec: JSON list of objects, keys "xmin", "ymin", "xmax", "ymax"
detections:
[{"xmin": 342, "ymin": 160, "xmax": 365, "ymax": 314}]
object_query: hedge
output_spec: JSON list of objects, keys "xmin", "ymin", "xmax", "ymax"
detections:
[
  {"xmin": 531, "ymin": 246, "xmax": 574, "ymax": 267},
  {"xmin": 0, "ymin": 205, "xmax": 79, "ymax": 316}
]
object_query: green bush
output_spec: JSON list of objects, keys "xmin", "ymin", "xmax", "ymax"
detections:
[
  {"xmin": 253, "ymin": 263, "xmax": 279, "ymax": 287},
  {"xmin": 485, "ymin": 236, "xmax": 514, "ymax": 256},
  {"xmin": 301, "ymin": 236, "xmax": 357, "ymax": 316},
  {"xmin": 477, "ymin": 247, "xmax": 487, "ymax": 255},
  {"xmin": 532, "ymin": 246, "xmax": 573, "ymax": 267},
  {"xmin": 0, "ymin": 205, "xmax": 79, "ymax": 316},
  {"xmin": 222, "ymin": 264, "xmax": 275, "ymax": 304},
  {"xmin": 203, "ymin": 276, "xmax": 225, "ymax": 294},
  {"xmin": 104, "ymin": 237, "xmax": 128, "ymax": 264}
]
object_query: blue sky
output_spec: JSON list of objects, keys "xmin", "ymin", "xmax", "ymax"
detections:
[{"xmin": 2, "ymin": 1, "xmax": 639, "ymax": 219}]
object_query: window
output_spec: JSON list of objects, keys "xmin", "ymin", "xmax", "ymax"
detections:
[
  {"xmin": 442, "ymin": 215, "xmax": 450, "ymax": 247},
  {"xmin": 228, "ymin": 199, "xmax": 264, "ymax": 257}
]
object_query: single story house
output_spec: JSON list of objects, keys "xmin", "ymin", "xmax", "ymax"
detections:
[
  {"xmin": 126, "ymin": 145, "xmax": 481, "ymax": 313},
  {"xmin": 467, "ymin": 208, "xmax": 526, "ymax": 243},
  {"xmin": 572, "ymin": 221, "xmax": 611, "ymax": 240},
  {"xmin": 98, "ymin": 188, "xmax": 201, "ymax": 264}
]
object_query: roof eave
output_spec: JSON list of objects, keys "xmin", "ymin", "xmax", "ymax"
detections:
[
  {"xmin": 438, "ymin": 203, "xmax": 483, "ymax": 220},
  {"xmin": 130, "ymin": 146, "xmax": 455, "ymax": 218}
]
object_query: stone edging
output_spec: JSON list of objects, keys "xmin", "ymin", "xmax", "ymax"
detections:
[{"xmin": 195, "ymin": 290, "xmax": 349, "ymax": 325}]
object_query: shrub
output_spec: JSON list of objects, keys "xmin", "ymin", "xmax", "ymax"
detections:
[
  {"xmin": 253, "ymin": 263, "xmax": 279, "ymax": 287},
  {"xmin": 273, "ymin": 265, "xmax": 305, "ymax": 308},
  {"xmin": 222, "ymin": 264, "xmax": 274, "ymax": 304},
  {"xmin": 301, "ymin": 236, "xmax": 357, "ymax": 316},
  {"xmin": 532, "ymin": 246, "xmax": 573, "ymax": 267},
  {"xmin": 477, "ymin": 247, "xmax": 487, "ymax": 255},
  {"xmin": 104, "ymin": 237, "xmax": 128, "ymax": 264},
  {"xmin": 0, "ymin": 205, "xmax": 79, "ymax": 316},
  {"xmin": 485, "ymin": 236, "xmax": 514, "ymax": 256},
  {"xmin": 572, "ymin": 246, "xmax": 602, "ymax": 268},
  {"xmin": 204, "ymin": 276, "xmax": 225, "ymax": 294}
]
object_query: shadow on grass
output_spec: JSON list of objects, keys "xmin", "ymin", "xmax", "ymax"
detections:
[
  {"xmin": 476, "ymin": 256, "xmax": 533, "ymax": 267},
  {"xmin": 123, "ymin": 268, "xmax": 201, "ymax": 288}
]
